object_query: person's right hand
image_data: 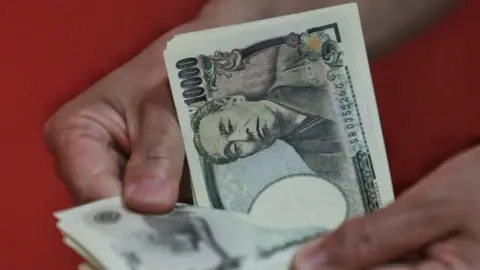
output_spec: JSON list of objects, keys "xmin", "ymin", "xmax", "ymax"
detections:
[{"xmin": 43, "ymin": 18, "xmax": 216, "ymax": 213}]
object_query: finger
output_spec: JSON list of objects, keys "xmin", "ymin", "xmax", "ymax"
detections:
[
  {"xmin": 427, "ymin": 237, "xmax": 480, "ymax": 269},
  {"xmin": 373, "ymin": 238, "xmax": 480, "ymax": 270},
  {"xmin": 291, "ymin": 179, "xmax": 460, "ymax": 270},
  {"xmin": 46, "ymin": 121, "xmax": 123, "ymax": 203},
  {"xmin": 370, "ymin": 261, "xmax": 446, "ymax": 270},
  {"xmin": 123, "ymin": 89, "xmax": 185, "ymax": 213}
]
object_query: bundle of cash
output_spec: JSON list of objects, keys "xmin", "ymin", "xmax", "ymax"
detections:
[
  {"xmin": 56, "ymin": 3, "xmax": 396, "ymax": 269},
  {"xmin": 56, "ymin": 197, "xmax": 327, "ymax": 270}
]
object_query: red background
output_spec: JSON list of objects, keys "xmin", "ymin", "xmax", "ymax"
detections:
[{"xmin": 0, "ymin": 1, "xmax": 478, "ymax": 269}]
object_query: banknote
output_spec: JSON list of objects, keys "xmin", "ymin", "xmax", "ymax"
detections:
[
  {"xmin": 55, "ymin": 197, "xmax": 327, "ymax": 270},
  {"xmin": 164, "ymin": 3, "xmax": 394, "ymax": 228},
  {"xmin": 63, "ymin": 237, "xmax": 103, "ymax": 269}
]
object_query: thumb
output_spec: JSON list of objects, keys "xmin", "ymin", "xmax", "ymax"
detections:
[
  {"xmin": 291, "ymin": 180, "xmax": 459, "ymax": 270},
  {"xmin": 123, "ymin": 89, "xmax": 185, "ymax": 213}
]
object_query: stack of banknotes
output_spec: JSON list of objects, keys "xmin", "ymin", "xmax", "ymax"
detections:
[{"xmin": 55, "ymin": 3, "xmax": 396, "ymax": 270}]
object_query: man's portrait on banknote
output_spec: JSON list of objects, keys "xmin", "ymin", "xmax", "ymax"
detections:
[{"xmin": 191, "ymin": 45, "xmax": 350, "ymax": 182}]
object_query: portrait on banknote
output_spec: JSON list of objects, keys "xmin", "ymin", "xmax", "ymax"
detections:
[{"xmin": 190, "ymin": 44, "xmax": 350, "ymax": 182}]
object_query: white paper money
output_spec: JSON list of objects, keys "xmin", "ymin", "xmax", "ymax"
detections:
[
  {"xmin": 164, "ymin": 3, "xmax": 394, "ymax": 229},
  {"xmin": 55, "ymin": 197, "xmax": 327, "ymax": 270},
  {"xmin": 64, "ymin": 237, "xmax": 103, "ymax": 269}
]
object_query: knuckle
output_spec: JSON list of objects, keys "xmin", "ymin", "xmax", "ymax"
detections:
[
  {"xmin": 330, "ymin": 218, "xmax": 377, "ymax": 263},
  {"xmin": 43, "ymin": 115, "xmax": 59, "ymax": 144},
  {"xmin": 44, "ymin": 110, "xmax": 98, "ymax": 157},
  {"xmin": 45, "ymin": 122, "xmax": 76, "ymax": 155},
  {"xmin": 43, "ymin": 107, "xmax": 75, "ymax": 152},
  {"xmin": 43, "ymin": 116, "xmax": 65, "ymax": 154},
  {"xmin": 348, "ymin": 220, "xmax": 378, "ymax": 262}
]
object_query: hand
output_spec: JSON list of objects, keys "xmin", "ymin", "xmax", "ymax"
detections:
[
  {"xmin": 290, "ymin": 144, "xmax": 480, "ymax": 270},
  {"xmin": 43, "ymin": 17, "xmax": 218, "ymax": 213},
  {"xmin": 44, "ymin": 0, "xmax": 268, "ymax": 213}
]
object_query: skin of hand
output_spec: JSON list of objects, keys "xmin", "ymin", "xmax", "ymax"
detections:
[{"xmin": 290, "ymin": 144, "xmax": 480, "ymax": 270}]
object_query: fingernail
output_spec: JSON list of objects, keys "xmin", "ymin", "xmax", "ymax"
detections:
[
  {"xmin": 292, "ymin": 241, "xmax": 329, "ymax": 270},
  {"xmin": 125, "ymin": 179, "xmax": 174, "ymax": 204}
]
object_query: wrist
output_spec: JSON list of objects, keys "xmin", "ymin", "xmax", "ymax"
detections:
[
  {"xmin": 135, "ymin": 20, "xmax": 214, "ymax": 90},
  {"xmin": 140, "ymin": 0, "xmax": 269, "ymax": 90},
  {"xmin": 197, "ymin": 0, "xmax": 271, "ymax": 27},
  {"xmin": 199, "ymin": 0, "xmax": 342, "ymax": 24}
]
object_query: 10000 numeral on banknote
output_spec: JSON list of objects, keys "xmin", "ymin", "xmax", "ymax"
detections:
[{"xmin": 166, "ymin": 4, "xmax": 394, "ymax": 229}]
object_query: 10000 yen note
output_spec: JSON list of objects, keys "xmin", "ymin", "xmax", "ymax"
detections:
[
  {"xmin": 55, "ymin": 197, "xmax": 328, "ymax": 270},
  {"xmin": 165, "ymin": 3, "xmax": 394, "ymax": 229}
]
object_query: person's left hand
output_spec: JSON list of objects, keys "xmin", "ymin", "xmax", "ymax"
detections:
[{"xmin": 290, "ymin": 144, "xmax": 480, "ymax": 270}]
